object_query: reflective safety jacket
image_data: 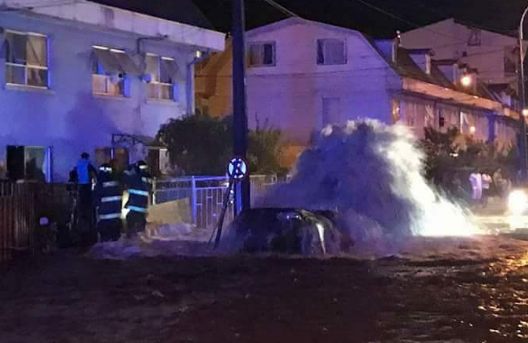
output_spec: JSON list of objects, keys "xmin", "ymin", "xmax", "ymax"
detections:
[
  {"xmin": 123, "ymin": 166, "xmax": 152, "ymax": 214},
  {"xmin": 94, "ymin": 172, "xmax": 123, "ymax": 221}
]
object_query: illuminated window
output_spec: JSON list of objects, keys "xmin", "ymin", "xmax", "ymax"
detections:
[
  {"xmin": 391, "ymin": 99, "xmax": 401, "ymax": 123},
  {"xmin": 145, "ymin": 54, "xmax": 178, "ymax": 101},
  {"xmin": 93, "ymin": 47, "xmax": 125, "ymax": 96},
  {"xmin": 425, "ymin": 105, "xmax": 435, "ymax": 128},
  {"xmin": 248, "ymin": 42, "xmax": 276, "ymax": 67},
  {"xmin": 317, "ymin": 39, "xmax": 347, "ymax": 65},
  {"xmin": 92, "ymin": 46, "xmax": 138, "ymax": 97},
  {"xmin": 460, "ymin": 111, "xmax": 471, "ymax": 133},
  {"xmin": 5, "ymin": 30, "xmax": 49, "ymax": 88}
]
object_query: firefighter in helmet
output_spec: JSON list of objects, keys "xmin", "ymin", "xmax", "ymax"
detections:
[
  {"xmin": 123, "ymin": 160, "xmax": 152, "ymax": 237},
  {"xmin": 93, "ymin": 163, "xmax": 123, "ymax": 242}
]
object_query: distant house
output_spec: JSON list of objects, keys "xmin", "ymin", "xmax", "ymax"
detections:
[
  {"xmin": 0, "ymin": 0, "xmax": 225, "ymax": 181},
  {"xmin": 400, "ymin": 18, "xmax": 524, "ymax": 86},
  {"xmin": 196, "ymin": 18, "xmax": 519, "ymax": 166}
]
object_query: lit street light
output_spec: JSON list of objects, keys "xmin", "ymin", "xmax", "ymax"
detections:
[{"xmin": 461, "ymin": 74, "xmax": 472, "ymax": 87}]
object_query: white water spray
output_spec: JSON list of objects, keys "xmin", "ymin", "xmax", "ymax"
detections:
[{"xmin": 260, "ymin": 120, "xmax": 478, "ymax": 246}]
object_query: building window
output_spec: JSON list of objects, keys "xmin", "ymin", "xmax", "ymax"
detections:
[
  {"xmin": 322, "ymin": 97, "xmax": 341, "ymax": 126},
  {"xmin": 248, "ymin": 42, "xmax": 275, "ymax": 67},
  {"xmin": 6, "ymin": 146, "xmax": 52, "ymax": 182},
  {"xmin": 425, "ymin": 105, "xmax": 435, "ymax": 128},
  {"xmin": 504, "ymin": 47, "xmax": 517, "ymax": 74},
  {"xmin": 5, "ymin": 31, "xmax": 49, "ymax": 88},
  {"xmin": 438, "ymin": 108, "xmax": 445, "ymax": 128},
  {"xmin": 460, "ymin": 111, "xmax": 472, "ymax": 134},
  {"xmin": 467, "ymin": 28, "xmax": 481, "ymax": 47},
  {"xmin": 145, "ymin": 54, "xmax": 179, "ymax": 101},
  {"xmin": 317, "ymin": 39, "xmax": 346, "ymax": 65},
  {"xmin": 92, "ymin": 46, "xmax": 139, "ymax": 97},
  {"xmin": 391, "ymin": 99, "xmax": 401, "ymax": 123},
  {"xmin": 94, "ymin": 147, "xmax": 129, "ymax": 173}
]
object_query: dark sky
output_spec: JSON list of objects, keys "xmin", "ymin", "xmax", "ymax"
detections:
[{"xmin": 97, "ymin": 0, "xmax": 528, "ymax": 38}]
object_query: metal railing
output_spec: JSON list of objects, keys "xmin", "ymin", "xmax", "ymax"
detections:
[{"xmin": 152, "ymin": 175, "xmax": 279, "ymax": 228}]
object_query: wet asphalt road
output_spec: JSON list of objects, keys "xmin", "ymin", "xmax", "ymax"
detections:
[{"xmin": 2, "ymin": 239, "xmax": 528, "ymax": 343}]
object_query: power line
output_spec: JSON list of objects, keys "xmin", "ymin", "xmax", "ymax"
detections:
[
  {"xmin": 351, "ymin": 0, "xmax": 470, "ymax": 45},
  {"xmin": 259, "ymin": 0, "xmax": 301, "ymax": 18}
]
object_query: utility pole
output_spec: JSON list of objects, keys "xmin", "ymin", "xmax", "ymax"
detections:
[
  {"xmin": 519, "ymin": 6, "xmax": 528, "ymax": 184},
  {"xmin": 232, "ymin": 0, "xmax": 250, "ymax": 214}
]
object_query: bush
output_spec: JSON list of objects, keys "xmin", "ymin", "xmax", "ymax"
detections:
[{"xmin": 156, "ymin": 114, "xmax": 287, "ymax": 176}]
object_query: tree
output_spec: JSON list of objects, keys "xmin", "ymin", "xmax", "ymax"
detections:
[
  {"xmin": 421, "ymin": 127, "xmax": 518, "ymax": 188},
  {"xmin": 156, "ymin": 114, "xmax": 287, "ymax": 176},
  {"xmin": 157, "ymin": 114, "xmax": 232, "ymax": 175}
]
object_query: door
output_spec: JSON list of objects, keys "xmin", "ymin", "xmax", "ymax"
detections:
[
  {"xmin": 6, "ymin": 146, "xmax": 24, "ymax": 181},
  {"xmin": 322, "ymin": 97, "xmax": 341, "ymax": 126}
]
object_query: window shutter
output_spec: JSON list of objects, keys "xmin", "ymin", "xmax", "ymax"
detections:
[{"xmin": 249, "ymin": 44, "xmax": 263, "ymax": 66}]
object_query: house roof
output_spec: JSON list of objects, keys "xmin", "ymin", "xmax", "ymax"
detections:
[
  {"xmin": 93, "ymin": 0, "xmax": 214, "ymax": 30},
  {"xmin": 371, "ymin": 43, "xmax": 498, "ymax": 102},
  {"xmin": 0, "ymin": 0, "xmax": 225, "ymax": 51},
  {"xmin": 247, "ymin": 18, "xmax": 504, "ymax": 105},
  {"xmin": 247, "ymin": 17, "xmax": 365, "ymax": 38},
  {"xmin": 403, "ymin": 17, "xmax": 518, "ymax": 39}
]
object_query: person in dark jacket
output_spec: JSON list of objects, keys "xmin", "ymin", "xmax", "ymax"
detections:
[
  {"xmin": 94, "ymin": 163, "xmax": 123, "ymax": 242},
  {"xmin": 70, "ymin": 153, "xmax": 98, "ymax": 246},
  {"xmin": 123, "ymin": 160, "xmax": 152, "ymax": 237}
]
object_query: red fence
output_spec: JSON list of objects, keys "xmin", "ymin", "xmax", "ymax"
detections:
[{"xmin": 0, "ymin": 182, "xmax": 71, "ymax": 264}]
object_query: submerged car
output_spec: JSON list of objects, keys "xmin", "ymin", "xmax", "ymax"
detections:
[{"xmin": 221, "ymin": 208, "xmax": 350, "ymax": 256}]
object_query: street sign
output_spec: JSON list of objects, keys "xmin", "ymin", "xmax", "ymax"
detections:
[{"xmin": 228, "ymin": 157, "xmax": 248, "ymax": 180}]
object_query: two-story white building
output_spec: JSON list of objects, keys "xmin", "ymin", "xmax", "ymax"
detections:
[
  {"xmin": 196, "ymin": 18, "xmax": 519, "ymax": 166},
  {"xmin": 0, "ymin": 0, "xmax": 225, "ymax": 181},
  {"xmin": 400, "ymin": 18, "xmax": 523, "ymax": 86}
]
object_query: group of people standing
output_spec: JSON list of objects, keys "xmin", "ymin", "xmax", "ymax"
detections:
[
  {"xmin": 468, "ymin": 169, "xmax": 511, "ymax": 207},
  {"xmin": 70, "ymin": 152, "xmax": 152, "ymax": 246}
]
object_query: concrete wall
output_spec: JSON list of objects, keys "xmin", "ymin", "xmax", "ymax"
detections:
[
  {"xmin": 401, "ymin": 19, "xmax": 519, "ymax": 84},
  {"xmin": 0, "ymin": 11, "xmax": 197, "ymax": 181}
]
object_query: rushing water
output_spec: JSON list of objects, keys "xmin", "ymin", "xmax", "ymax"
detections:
[{"xmin": 260, "ymin": 120, "xmax": 478, "ymax": 249}]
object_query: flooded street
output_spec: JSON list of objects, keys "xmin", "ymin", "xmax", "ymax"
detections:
[{"xmin": 2, "ymin": 236, "xmax": 528, "ymax": 342}]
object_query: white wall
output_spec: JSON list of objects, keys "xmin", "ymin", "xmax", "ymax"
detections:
[
  {"xmin": 401, "ymin": 19, "xmax": 518, "ymax": 84},
  {"xmin": 0, "ymin": 12, "xmax": 196, "ymax": 180},
  {"xmin": 246, "ymin": 21, "xmax": 401, "ymax": 145}
]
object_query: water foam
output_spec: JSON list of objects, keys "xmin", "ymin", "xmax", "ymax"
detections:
[{"xmin": 260, "ymin": 120, "xmax": 478, "ymax": 246}]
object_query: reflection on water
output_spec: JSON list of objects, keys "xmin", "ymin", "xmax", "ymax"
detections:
[{"xmin": 369, "ymin": 243, "xmax": 528, "ymax": 342}]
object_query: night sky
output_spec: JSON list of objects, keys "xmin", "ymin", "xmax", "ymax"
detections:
[{"xmin": 95, "ymin": 0, "xmax": 528, "ymax": 38}]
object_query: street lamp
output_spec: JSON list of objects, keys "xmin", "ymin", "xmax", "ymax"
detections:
[
  {"xmin": 519, "ymin": 5, "xmax": 528, "ymax": 184},
  {"xmin": 461, "ymin": 74, "xmax": 472, "ymax": 87}
]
